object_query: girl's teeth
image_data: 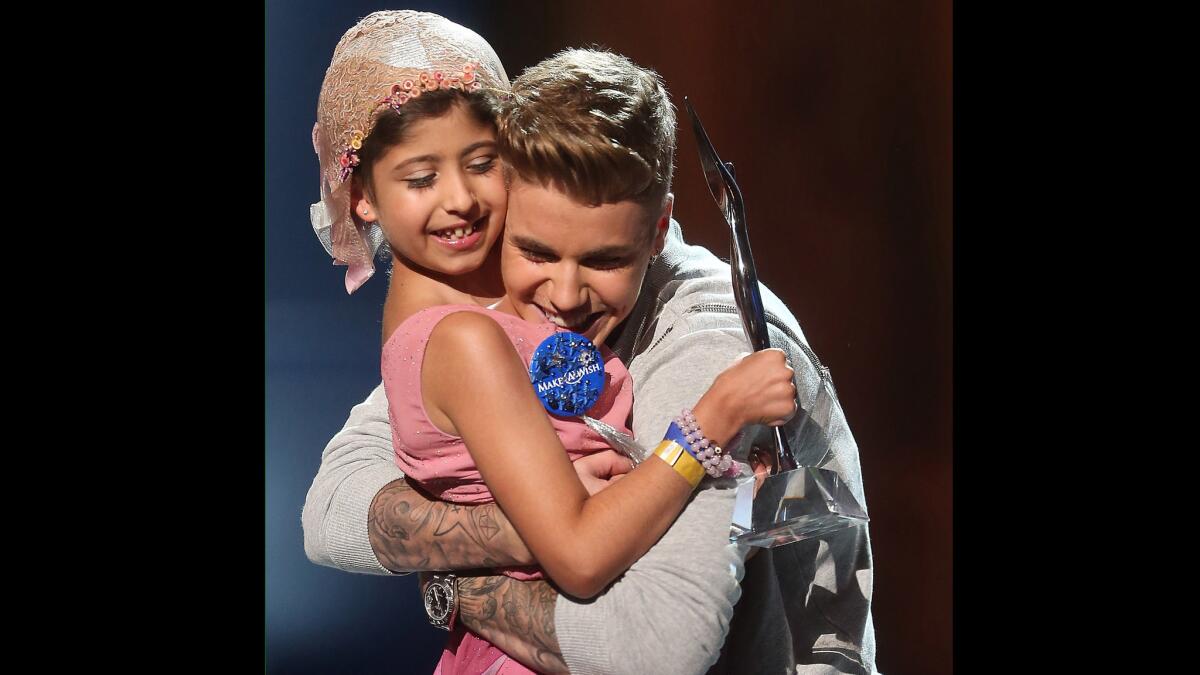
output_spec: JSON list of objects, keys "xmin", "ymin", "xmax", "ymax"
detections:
[{"xmin": 436, "ymin": 222, "xmax": 480, "ymax": 241}]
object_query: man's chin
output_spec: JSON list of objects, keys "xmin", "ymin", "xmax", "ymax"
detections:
[
  {"xmin": 598, "ymin": 317, "xmax": 632, "ymax": 347},
  {"xmin": 583, "ymin": 316, "xmax": 623, "ymax": 347}
]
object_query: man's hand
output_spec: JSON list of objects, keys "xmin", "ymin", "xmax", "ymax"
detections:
[
  {"xmin": 747, "ymin": 445, "xmax": 772, "ymax": 497},
  {"xmin": 452, "ymin": 574, "xmax": 569, "ymax": 674},
  {"xmin": 743, "ymin": 446, "xmax": 774, "ymax": 561}
]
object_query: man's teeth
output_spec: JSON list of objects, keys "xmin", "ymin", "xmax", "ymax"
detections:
[{"xmin": 543, "ymin": 309, "xmax": 596, "ymax": 330}]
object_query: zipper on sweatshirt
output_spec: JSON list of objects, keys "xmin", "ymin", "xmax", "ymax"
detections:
[{"xmin": 680, "ymin": 303, "xmax": 832, "ymax": 386}]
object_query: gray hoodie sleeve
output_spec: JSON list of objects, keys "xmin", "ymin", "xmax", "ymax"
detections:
[
  {"xmin": 300, "ymin": 383, "xmax": 406, "ymax": 575},
  {"xmin": 555, "ymin": 323, "xmax": 756, "ymax": 675}
]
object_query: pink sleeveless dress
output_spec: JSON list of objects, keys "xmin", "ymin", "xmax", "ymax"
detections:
[{"xmin": 381, "ymin": 304, "xmax": 634, "ymax": 675}]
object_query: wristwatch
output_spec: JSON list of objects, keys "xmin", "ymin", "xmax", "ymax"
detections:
[{"xmin": 423, "ymin": 573, "xmax": 458, "ymax": 631}]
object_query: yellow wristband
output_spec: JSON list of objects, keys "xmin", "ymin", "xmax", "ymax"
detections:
[{"xmin": 652, "ymin": 440, "xmax": 705, "ymax": 489}]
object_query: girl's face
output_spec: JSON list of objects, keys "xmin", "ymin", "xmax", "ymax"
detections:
[{"xmin": 358, "ymin": 102, "xmax": 506, "ymax": 278}]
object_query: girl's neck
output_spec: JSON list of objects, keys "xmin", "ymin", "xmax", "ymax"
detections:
[{"xmin": 381, "ymin": 245, "xmax": 506, "ymax": 342}]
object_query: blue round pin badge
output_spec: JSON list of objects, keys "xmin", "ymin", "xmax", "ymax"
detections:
[{"xmin": 528, "ymin": 332, "xmax": 605, "ymax": 417}]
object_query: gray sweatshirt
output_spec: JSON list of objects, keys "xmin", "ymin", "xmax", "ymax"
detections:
[{"xmin": 301, "ymin": 221, "xmax": 878, "ymax": 674}]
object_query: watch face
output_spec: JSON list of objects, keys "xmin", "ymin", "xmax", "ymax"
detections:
[{"xmin": 424, "ymin": 582, "xmax": 452, "ymax": 622}]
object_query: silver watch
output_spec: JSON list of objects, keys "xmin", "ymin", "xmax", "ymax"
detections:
[{"xmin": 423, "ymin": 573, "xmax": 458, "ymax": 631}]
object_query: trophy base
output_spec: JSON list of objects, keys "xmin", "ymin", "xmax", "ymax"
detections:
[{"xmin": 730, "ymin": 466, "xmax": 868, "ymax": 548}]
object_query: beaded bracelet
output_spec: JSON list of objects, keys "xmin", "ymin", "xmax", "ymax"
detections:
[{"xmin": 668, "ymin": 408, "xmax": 739, "ymax": 479}]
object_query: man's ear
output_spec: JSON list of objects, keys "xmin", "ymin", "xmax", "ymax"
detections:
[{"xmin": 652, "ymin": 193, "xmax": 674, "ymax": 255}]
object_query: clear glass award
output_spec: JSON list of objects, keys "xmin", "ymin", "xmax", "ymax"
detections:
[{"xmin": 683, "ymin": 98, "xmax": 869, "ymax": 548}]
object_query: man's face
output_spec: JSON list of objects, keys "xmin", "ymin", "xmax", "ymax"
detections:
[{"xmin": 500, "ymin": 178, "xmax": 669, "ymax": 347}]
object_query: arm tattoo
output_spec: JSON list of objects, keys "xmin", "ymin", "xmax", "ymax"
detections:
[
  {"xmin": 368, "ymin": 478, "xmax": 529, "ymax": 572},
  {"xmin": 456, "ymin": 574, "xmax": 567, "ymax": 674}
]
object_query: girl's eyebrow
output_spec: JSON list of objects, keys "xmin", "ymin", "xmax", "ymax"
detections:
[
  {"xmin": 459, "ymin": 140, "xmax": 497, "ymax": 158},
  {"xmin": 387, "ymin": 154, "xmax": 438, "ymax": 173}
]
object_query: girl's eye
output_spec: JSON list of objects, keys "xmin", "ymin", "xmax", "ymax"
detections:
[
  {"xmin": 405, "ymin": 174, "xmax": 435, "ymax": 189},
  {"xmin": 468, "ymin": 158, "xmax": 496, "ymax": 174}
]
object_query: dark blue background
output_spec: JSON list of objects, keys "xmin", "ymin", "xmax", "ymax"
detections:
[{"xmin": 266, "ymin": 2, "xmax": 485, "ymax": 673}]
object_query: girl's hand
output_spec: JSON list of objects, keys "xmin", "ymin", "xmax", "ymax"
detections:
[
  {"xmin": 573, "ymin": 450, "xmax": 634, "ymax": 496},
  {"xmin": 693, "ymin": 348, "xmax": 798, "ymax": 447}
]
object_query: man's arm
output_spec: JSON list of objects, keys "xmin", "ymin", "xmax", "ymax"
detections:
[
  {"xmin": 301, "ymin": 383, "xmax": 532, "ymax": 574},
  {"xmin": 771, "ymin": 390, "xmax": 877, "ymax": 675},
  {"xmin": 421, "ymin": 574, "xmax": 569, "ymax": 675},
  {"xmin": 368, "ymin": 480, "xmax": 532, "ymax": 572}
]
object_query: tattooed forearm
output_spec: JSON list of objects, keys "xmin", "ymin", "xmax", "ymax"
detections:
[
  {"xmin": 368, "ymin": 478, "xmax": 532, "ymax": 572},
  {"xmin": 456, "ymin": 574, "xmax": 568, "ymax": 674}
]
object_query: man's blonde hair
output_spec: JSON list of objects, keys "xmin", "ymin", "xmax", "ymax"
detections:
[{"xmin": 498, "ymin": 49, "xmax": 676, "ymax": 210}]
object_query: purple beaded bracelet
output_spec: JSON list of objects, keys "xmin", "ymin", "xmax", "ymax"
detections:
[{"xmin": 675, "ymin": 408, "xmax": 739, "ymax": 479}]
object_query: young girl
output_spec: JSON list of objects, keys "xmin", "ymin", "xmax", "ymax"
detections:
[{"xmin": 310, "ymin": 11, "xmax": 796, "ymax": 674}]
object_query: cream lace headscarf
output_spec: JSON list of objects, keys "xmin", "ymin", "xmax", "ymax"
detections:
[{"xmin": 310, "ymin": 10, "xmax": 509, "ymax": 293}]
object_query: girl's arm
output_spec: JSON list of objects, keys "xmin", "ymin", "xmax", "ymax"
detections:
[{"xmin": 423, "ymin": 311, "xmax": 794, "ymax": 598}]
